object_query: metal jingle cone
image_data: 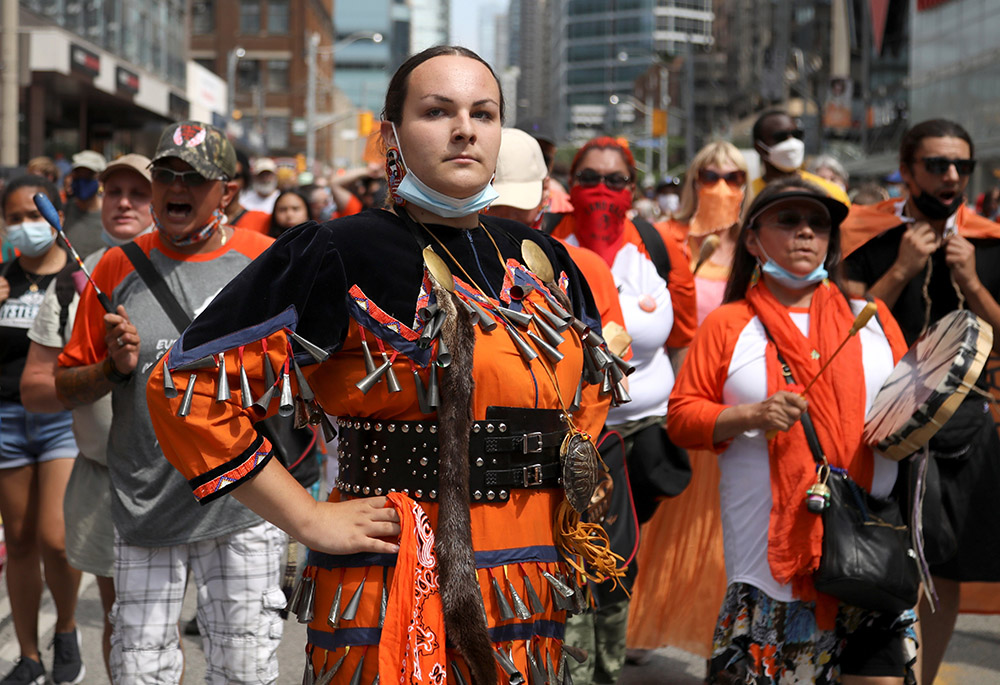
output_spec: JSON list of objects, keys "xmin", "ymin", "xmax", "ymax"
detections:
[
  {"xmin": 412, "ymin": 369, "xmax": 432, "ymax": 415},
  {"xmin": 215, "ymin": 354, "xmax": 231, "ymax": 402},
  {"xmin": 381, "ymin": 354, "xmax": 402, "ymax": 394},
  {"xmin": 561, "ymin": 644, "xmax": 588, "ymax": 664},
  {"xmin": 163, "ymin": 364, "xmax": 178, "ymax": 398},
  {"xmin": 608, "ymin": 360, "xmax": 625, "ymax": 385},
  {"xmin": 302, "ymin": 655, "xmax": 315, "ymax": 685},
  {"xmin": 613, "ymin": 379, "xmax": 632, "ymax": 405},
  {"xmin": 534, "ymin": 315, "xmax": 566, "ymax": 347},
  {"xmin": 546, "ymin": 652, "xmax": 557, "ymax": 685},
  {"xmin": 435, "ymin": 337, "xmax": 452, "ymax": 368},
  {"xmin": 588, "ymin": 344, "xmax": 613, "ymax": 370},
  {"xmin": 372, "ymin": 675, "xmax": 379, "ymax": 685},
  {"xmin": 524, "ymin": 576, "xmax": 546, "ymax": 615},
  {"xmin": 279, "ymin": 372, "xmax": 295, "ymax": 417},
  {"xmin": 360, "ymin": 339, "xmax": 378, "ymax": 376},
  {"xmin": 418, "ymin": 310, "xmax": 447, "ymax": 349},
  {"xmin": 570, "ymin": 317, "xmax": 589, "ymax": 339},
  {"xmin": 491, "ymin": 575, "xmax": 516, "ymax": 621},
  {"xmin": 317, "ymin": 649, "xmax": 349, "ymax": 685},
  {"xmin": 456, "ymin": 297, "xmax": 481, "ymax": 327},
  {"xmin": 600, "ymin": 369, "xmax": 613, "ymax": 395},
  {"xmin": 536, "ymin": 305, "xmax": 572, "ymax": 333},
  {"xmin": 347, "ymin": 650, "xmax": 365, "ymax": 685},
  {"xmin": 561, "ymin": 654, "xmax": 574, "ymax": 685},
  {"xmin": 610, "ymin": 351, "xmax": 635, "ymax": 376},
  {"xmin": 426, "ymin": 364, "xmax": 440, "ymax": 409},
  {"xmin": 497, "ymin": 306, "xmax": 534, "ymax": 329},
  {"xmin": 174, "ymin": 354, "xmax": 217, "ymax": 371},
  {"xmin": 569, "ymin": 378, "xmax": 583, "ymax": 412},
  {"xmin": 239, "ymin": 361, "xmax": 253, "ymax": 409},
  {"xmin": 417, "ymin": 302, "xmax": 440, "ymax": 323},
  {"xmin": 548, "ymin": 299, "xmax": 572, "ymax": 322},
  {"xmin": 263, "ymin": 354, "xmax": 277, "ymax": 389},
  {"xmin": 450, "ymin": 661, "xmax": 470, "ymax": 685},
  {"xmin": 177, "ymin": 373, "xmax": 198, "ymax": 418},
  {"xmin": 583, "ymin": 329, "xmax": 606, "ymax": 349},
  {"xmin": 508, "ymin": 578, "xmax": 532, "ymax": 620},
  {"xmin": 320, "ymin": 412, "xmax": 337, "ymax": 442},
  {"xmin": 506, "ymin": 325, "xmax": 539, "ymax": 363},
  {"xmin": 297, "ymin": 576, "xmax": 316, "ymax": 623},
  {"xmin": 510, "ymin": 282, "xmax": 535, "ymax": 301},
  {"xmin": 355, "ymin": 359, "xmax": 390, "ymax": 395},
  {"xmin": 292, "ymin": 358, "xmax": 316, "ymax": 402},
  {"xmin": 252, "ymin": 382, "xmax": 276, "ymax": 412},
  {"xmin": 286, "ymin": 571, "xmax": 306, "ymax": 617},
  {"xmin": 581, "ymin": 345, "xmax": 602, "ymax": 385},
  {"xmin": 469, "ymin": 299, "xmax": 497, "ymax": 331},
  {"xmin": 572, "ymin": 581, "xmax": 588, "ymax": 614},
  {"xmin": 287, "ymin": 330, "xmax": 330, "ymax": 363},
  {"xmin": 326, "ymin": 581, "xmax": 343, "ymax": 628},
  {"xmin": 541, "ymin": 570, "xmax": 574, "ymax": 598},
  {"xmin": 493, "ymin": 647, "xmax": 526, "ymax": 685},
  {"xmin": 527, "ymin": 331, "xmax": 564, "ymax": 364},
  {"xmin": 340, "ymin": 575, "xmax": 366, "ymax": 622},
  {"xmin": 527, "ymin": 646, "xmax": 547, "ymax": 685},
  {"xmin": 379, "ymin": 566, "xmax": 389, "ymax": 627}
]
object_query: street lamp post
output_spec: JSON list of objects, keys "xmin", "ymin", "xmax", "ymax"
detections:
[
  {"xmin": 226, "ymin": 46, "xmax": 246, "ymax": 122},
  {"xmin": 305, "ymin": 31, "xmax": 384, "ymax": 172}
]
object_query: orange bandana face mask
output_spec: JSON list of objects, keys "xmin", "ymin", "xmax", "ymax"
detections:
[{"xmin": 688, "ymin": 180, "xmax": 744, "ymax": 237}]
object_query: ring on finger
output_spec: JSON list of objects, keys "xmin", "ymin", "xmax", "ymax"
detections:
[{"xmin": 117, "ymin": 336, "xmax": 125, "ymax": 348}]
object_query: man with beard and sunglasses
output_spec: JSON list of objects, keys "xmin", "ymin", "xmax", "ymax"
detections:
[
  {"xmin": 751, "ymin": 110, "xmax": 850, "ymax": 206},
  {"xmin": 53, "ymin": 122, "xmax": 284, "ymax": 685},
  {"xmin": 842, "ymin": 118, "xmax": 1000, "ymax": 685}
]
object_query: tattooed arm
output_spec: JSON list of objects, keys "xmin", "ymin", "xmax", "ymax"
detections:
[{"xmin": 55, "ymin": 305, "xmax": 140, "ymax": 409}]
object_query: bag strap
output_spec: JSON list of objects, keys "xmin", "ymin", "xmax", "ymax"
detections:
[
  {"xmin": 119, "ymin": 242, "xmax": 192, "ymax": 332},
  {"xmin": 633, "ymin": 216, "xmax": 672, "ymax": 284}
]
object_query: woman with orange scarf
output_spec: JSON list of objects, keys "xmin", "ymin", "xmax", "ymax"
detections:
[{"xmin": 668, "ymin": 179, "xmax": 915, "ymax": 683}]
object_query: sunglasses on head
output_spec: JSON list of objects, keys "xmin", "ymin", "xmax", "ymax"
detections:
[
  {"xmin": 761, "ymin": 208, "xmax": 832, "ymax": 233},
  {"xmin": 770, "ymin": 129, "xmax": 805, "ymax": 144},
  {"xmin": 921, "ymin": 156, "xmax": 977, "ymax": 176},
  {"xmin": 151, "ymin": 167, "xmax": 210, "ymax": 187},
  {"xmin": 697, "ymin": 169, "xmax": 746, "ymax": 187},
  {"xmin": 574, "ymin": 169, "xmax": 631, "ymax": 191}
]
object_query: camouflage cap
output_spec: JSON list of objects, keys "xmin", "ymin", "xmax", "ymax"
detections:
[{"xmin": 151, "ymin": 121, "xmax": 236, "ymax": 181}]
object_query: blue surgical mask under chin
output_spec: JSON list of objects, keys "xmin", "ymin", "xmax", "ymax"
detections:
[
  {"xmin": 390, "ymin": 123, "xmax": 499, "ymax": 219},
  {"xmin": 756, "ymin": 240, "xmax": 828, "ymax": 290}
]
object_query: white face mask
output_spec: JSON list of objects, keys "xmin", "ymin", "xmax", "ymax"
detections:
[
  {"xmin": 657, "ymin": 194, "xmax": 680, "ymax": 214},
  {"xmin": 759, "ymin": 137, "xmax": 806, "ymax": 173},
  {"xmin": 254, "ymin": 179, "xmax": 278, "ymax": 197}
]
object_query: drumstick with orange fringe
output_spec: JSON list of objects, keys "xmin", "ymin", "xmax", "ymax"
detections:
[{"xmin": 766, "ymin": 301, "xmax": 878, "ymax": 439}]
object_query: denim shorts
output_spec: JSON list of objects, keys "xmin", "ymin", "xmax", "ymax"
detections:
[{"xmin": 0, "ymin": 400, "xmax": 78, "ymax": 469}]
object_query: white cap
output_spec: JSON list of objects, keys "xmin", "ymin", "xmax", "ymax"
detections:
[
  {"xmin": 71, "ymin": 150, "xmax": 107, "ymax": 173},
  {"xmin": 253, "ymin": 157, "xmax": 277, "ymax": 175},
  {"xmin": 493, "ymin": 128, "xmax": 547, "ymax": 210}
]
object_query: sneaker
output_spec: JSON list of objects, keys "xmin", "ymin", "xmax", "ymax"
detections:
[
  {"xmin": 51, "ymin": 629, "xmax": 85, "ymax": 685},
  {"xmin": 0, "ymin": 657, "xmax": 45, "ymax": 685}
]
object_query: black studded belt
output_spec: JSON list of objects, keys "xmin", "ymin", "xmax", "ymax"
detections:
[{"xmin": 334, "ymin": 406, "xmax": 567, "ymax": 503}]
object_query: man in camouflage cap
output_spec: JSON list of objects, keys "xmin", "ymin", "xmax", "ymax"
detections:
[{"xmin": 54, "ymin": 120, "xmax": 282, "ymax": 683}]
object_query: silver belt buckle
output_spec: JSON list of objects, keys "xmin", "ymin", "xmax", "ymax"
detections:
[
  {"xmin": 523, "ymin": 464, "xmax": 543, "ymax": 487},
  {"xmin": 522, "ymin": 432, "xmax": 543, "ymax": 454}
]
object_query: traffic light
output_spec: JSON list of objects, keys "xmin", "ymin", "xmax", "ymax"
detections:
[
  {"xmin": 358, "ymin": 110, "xmax": 374, "ymax": 136},
  {"xmin": 652, "ymin": 109, "xmax": 668, "ymax": 137}
]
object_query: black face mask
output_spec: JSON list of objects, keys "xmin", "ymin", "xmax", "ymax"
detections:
[{"xmin": 911, "ymin": 187, "xmax": 963, "ymax": 221}]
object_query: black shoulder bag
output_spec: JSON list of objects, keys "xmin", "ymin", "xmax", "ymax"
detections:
[
  {"xmin": 770, "ymin": 345, "xmax": 920, "ymax": 614},
  {"xmin": 119, "ymin": 242, "xmax": 320, "ymax": 489}
]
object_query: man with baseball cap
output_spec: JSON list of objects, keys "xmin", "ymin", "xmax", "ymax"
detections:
[
  {"xmin": 63, "ymin": 149, "xmax": 108, "ymax": 258},
  {"xmin": 241, "ymin": 156, "xmax": 280, "ymax": 213},
  {"xmin": 54, "ymin": 122, "xmax": 282, "ymax": 684}
]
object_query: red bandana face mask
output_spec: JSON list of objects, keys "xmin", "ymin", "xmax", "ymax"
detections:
[{"xmin": 569, "ymin": 183, "xmax": 633, "ymax": 266}]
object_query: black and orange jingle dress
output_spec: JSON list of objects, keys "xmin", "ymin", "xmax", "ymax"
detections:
[{"xmin": 147, "ymin": 209, "xmax": 614, "ymax": 684}]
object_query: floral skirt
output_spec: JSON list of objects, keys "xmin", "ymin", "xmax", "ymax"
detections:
[{"xmin": 708, "ymin": 583, "xmax": 917, "ymax": 684}]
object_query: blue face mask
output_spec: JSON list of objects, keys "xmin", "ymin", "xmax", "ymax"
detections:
[
  {"xmin": 5, "ymin": 220, "xmax": 56, "ymax": 257},
  {"xmin": 71, "ymin": 177, "xmax": 100, "ymax": 201},
  {"xmin": 756, "ymin": 238, "xmax": 828, "ymax": 290},
  {"xmin": 389, "ymin": 123, "xmax": 499, "ymax": 219}
]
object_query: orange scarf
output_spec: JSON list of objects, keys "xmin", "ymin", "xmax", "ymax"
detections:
[
  {"xmin": 746, "ymin": 281, "xmax": 875, "ymax": 628},
  {"xmin": 378, "ymin": 493, "xmax": 447, "ymax": 684}
]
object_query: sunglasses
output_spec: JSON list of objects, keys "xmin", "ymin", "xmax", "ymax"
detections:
[
  {"xmin": 761, "ymin": 208, "xmax": 832, "ymax": 233},
  {"xmin": 151, "ymin": 167, "xmax": 210, "ymax": 187},
  {"xmin": 698, "ymin": 169, "xmax": 747, "ymax": 187},
  {"xmin": 574, "ymin": 169, "xmax": 631, "ymax": 191},
  {"xmin": 770, "ymin": 129, "xmax": 805, "ymax": 143},
  {"xmin": 921, "ymin": 156, "xmax": 977, "ymax": 176}
]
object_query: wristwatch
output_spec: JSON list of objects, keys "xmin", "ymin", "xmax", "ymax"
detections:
[{"xmin": 105, "ymin": 357, "xmax": 134, "ymax": 385}]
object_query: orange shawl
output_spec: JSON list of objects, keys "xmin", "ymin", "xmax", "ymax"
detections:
[
  {"xmin": 746, "ymin": 281, "xmax": 905, "ymax": 628},
  {"xmin": 841, "ymin": 198, "xmax": 1000, "ymax": 258}
]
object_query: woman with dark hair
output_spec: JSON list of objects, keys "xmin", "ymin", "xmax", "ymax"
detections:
[
  {"xmin": 268, "ymin": 188, "xmax": 313, "ymax": 237},
  {"xmin": 0, "ymin": 176, "xmax": 84, "ymax": 684},
  {"xmin": 146, "ymin": 45, "xmax": 618, "ymax": 684},
  {"xmin": 668, "ymin": 178, "xmax": 916, "ymax": 683}
]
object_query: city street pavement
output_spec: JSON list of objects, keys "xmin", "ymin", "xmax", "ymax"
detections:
[{"xmin": 2, "ymin": 569, "xmax": 998, "ymax": 683}]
